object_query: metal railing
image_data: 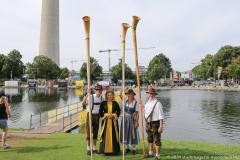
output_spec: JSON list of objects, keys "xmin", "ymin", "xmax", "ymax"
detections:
[
  {"xmin": 29, "ymin": 102, "xmax": 82, "ymax": 129},
  {"xmin": 62, "ymin": 112, "xmax": 78, "ymax": 132}
]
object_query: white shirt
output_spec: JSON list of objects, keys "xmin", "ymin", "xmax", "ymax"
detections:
[
  {"xmin": 125, "ymin": 100, "xmax": 138, "ymax": 111},
  {"xmin": 87, "ymin": 94, "xmax": 103, "ymax": 114},
  {"xmin": 144, "ymin": 98, "xmax": 164, "ymax": 121}
]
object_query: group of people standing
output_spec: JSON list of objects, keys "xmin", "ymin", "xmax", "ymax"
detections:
[{"xmin": 83, "ymin": 85, "xmax": 164, "ymax": 160}]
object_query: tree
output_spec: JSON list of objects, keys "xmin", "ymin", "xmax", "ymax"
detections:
[
  {"xmin": 110, "ymin": 59, "xmax": 135, "ymax": 83},
  {"xmin": 59, "ymin": 67, "xmax": 70, "ymax": 80},
  {"xmin": 0, "ymin": 54, "xmax": 7, "ymax": 79},
  {"xmin": 227, "ymin": 56, "xmax": 240, "ymax": 80},
  {"xmin": 192, "ymin": 45, "xmax": 240, "ymax": 80},
  {"xmin": 80, "ymin": 57, "xmax": 103, "ymax": 82},
  {"xmin": 2, "ymin": 49, "xmax": 25, "ymax": 79},
  {"xmin": 213, "ymin": 45, "xmax": 240, "ymax": 79},
  {"xmin": 26, "ymin": 55, "xmax": 60, "ymax": 79},
  {"xmin": 192, "ymin": 65, "xmax": 205, "ymax": 80},
  {"xmin": 192, "ymin": 54, "xmax": 214, "ymax": 80},
  {"xmin": 146, "ymin": 53, "xmax": 172, "ymax": 82},
  {"xmin": 213, "ymin": 45, "xmax": 240, "ymax": 68}
]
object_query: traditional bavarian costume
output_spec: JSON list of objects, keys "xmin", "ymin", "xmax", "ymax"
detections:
[
  {"xmin": 144, "ymin": 88, "xmax": 164, "ymax": 147},
  {"xmin": 85, "ymin": 85, "xmax": 103, "ymax": 154},
  {"xmin": 99, "ymin": 90, "xmax": 121, "ymax": 155}
]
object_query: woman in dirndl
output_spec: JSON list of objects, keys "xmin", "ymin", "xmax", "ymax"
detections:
[{"xmin": 120, "ymin": 88, "xmax": 139, "ymax": 154}]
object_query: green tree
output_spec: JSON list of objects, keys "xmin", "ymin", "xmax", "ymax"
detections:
[
  {"xmin": 213, "ymin": 45, "xmax": 240, "ymax": 68},
  {"xmin": 213, "ymin": 45, "xmax": 240, "ymax": 79},
  {"xmin": 0, "ymin": 54, "xmax": 7, "ymax": 79},
  {"xmin": 192, "ymin": 54, "xmax": 214, "ymax": 80},
  {"xmin": 2, "ymin": 49, "xmax": 25, "ymax": 79},
  {"xmin": 80, "ymin": 57, "xmax": 103, "ymax": 82},
  {"xmin": 146, "ymin": 53, "xmax": 172, "ymax": 82},
  {"xmin": 192, "ymin": 65, "xmax": 205, "ymax": 80},
  {"xmin": 26, "ymin": 55, "xmax": 60, "ymax": 79},
  {"xmin": 59, "ymin": 67, "xmax": 70, "ymax": 80},
  {"xmin": 110, "ymin": 59, "xmax": 135, "ymax": 83},
  {"xmin": 227, "ymin": 56, "xmax": 240, "ymax": 80}
]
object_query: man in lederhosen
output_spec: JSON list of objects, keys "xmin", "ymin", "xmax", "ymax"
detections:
[
  {"xmin": 83, "ymin": 85, "xmax": 103, "ymax": 155},
  {"xmin": 143, "ymin": 88, "xmax": 164, "ymax": 160}
]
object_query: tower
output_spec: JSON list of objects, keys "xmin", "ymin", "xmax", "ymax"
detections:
[{"xmin": 39, "ymin": 0, "xmax": 59, "ymax": 66}]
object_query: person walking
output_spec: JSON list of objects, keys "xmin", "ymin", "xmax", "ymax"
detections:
[
  {"xmin": 143, "ymin": 88, "xmax": 164, "ymax": 160},
  {"xmin": 0, "ymin": 91, "xmax": 11, "ymax": 149}
]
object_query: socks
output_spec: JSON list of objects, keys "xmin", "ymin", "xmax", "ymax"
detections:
[
  {"xmin": 87, "ymin": 146, "xmax": 90, "ymax": 150},
  {"xmin": 156, "ymin": 153, "xmax": 160, "ymax": 159},
  {"xmin": 87, "ymin": 146, "xmax": 96, "ymax": 150},
  {"xmin": 132, "ymin": 145, "xmax": 136, "ymax": 151},
  {"xmin": 149, "ymin": 150, "xmax": 153, "ymax": 156}
]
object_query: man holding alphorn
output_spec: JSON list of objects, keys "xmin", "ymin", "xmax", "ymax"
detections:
[{"xmin": 83, "ymin": 85, "xmax": 103, "ymax": 155}]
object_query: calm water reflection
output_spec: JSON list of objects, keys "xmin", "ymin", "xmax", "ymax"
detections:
[
  {"xmin": 6, "ymin": 88, "xmax": 240, "ymax": 144},
  {"xmin": 7, "ymin": 88, "xmax": 84, "ymax": 129},
  {"xmin": 154, "ymin": 89, "xmax": 240, "ymax": 144}
]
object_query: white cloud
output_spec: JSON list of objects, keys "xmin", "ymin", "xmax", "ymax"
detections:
[{"xmin": 1, "ymin": 0, "xmax": 240, "ymax": 71}]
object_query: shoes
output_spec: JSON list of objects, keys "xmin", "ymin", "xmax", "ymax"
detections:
[
  {"xmin": 1, "ymin": 143, "xmax": 10, "ymax": 149},
  {"xmin": 131, "ymin": 150, "xmax": 136, "ymax": 155},
  {"xmin": 87, "ymin": 150, "xmax": 91, "ymax": 155},
  {"xmin": 93, "ymin": 150, "xmax": 99, "ymax": 154},
  {"xmin": 125, "ymin": 148, "xmax": 130, "ymax": 153},
  {"xmin": 144, "ymin": 153, "xmax": 154, "ymax": 158},
  {"xmin": 155, "ymin": 156, "xmax": 160, "ymax": 160},
  {"xmin": 87, "ymin": 150, "xmax": 99, "ymax": 155}
]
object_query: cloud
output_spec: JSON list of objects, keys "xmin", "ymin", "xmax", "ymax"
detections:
[{"xmin": 1, "ymin": 0, "xmax": 240, "ymax": 71}]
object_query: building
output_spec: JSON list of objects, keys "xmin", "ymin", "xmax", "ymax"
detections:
[
  {"xmin": 138, "ymin": 66, "xmax": 147, "ymax": 77},
  {"xmin": 181, "ymin": 70, "xmax": 194, "ymax": 80},
  {"xmin": 39, "ymin": 0, "xmax": 60, "ymax": 66},
  {"xmin": 100, "ymin": 71, "xmax": 113, "ymax": 80}
]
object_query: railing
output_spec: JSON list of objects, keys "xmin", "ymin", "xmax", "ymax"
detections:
[
  {"xmin": 29, "ymin": 102, "xmax": 82, "ymax": 129},
  {"xmin": 62, "ymin": 110, "xmax": 88, "ymax": 132}
]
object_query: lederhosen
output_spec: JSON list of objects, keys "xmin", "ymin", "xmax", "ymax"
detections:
[
  {"xmin": 145, "ymin": 101, "xmax": 162, "ymax": 146},
  {"xmin": 86, "ymin": 95, "xmax": 103, "ymax": 140}
]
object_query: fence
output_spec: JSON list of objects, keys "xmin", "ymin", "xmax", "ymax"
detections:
[{"xmin": 29, "ymin": 102, "xmax": 82, "ymax": 129}]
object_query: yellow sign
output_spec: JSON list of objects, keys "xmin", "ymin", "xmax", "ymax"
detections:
[
  {"xmin": 78, "ymin": 110, "xmax": 87, "ymax": 126},
  {"xmin": 75, "ymin": 80, "xmax": 84, "ymax": 87},
  {"xmin": 75, "ymin": 89, "xmax": 83, "ymax": 96}
]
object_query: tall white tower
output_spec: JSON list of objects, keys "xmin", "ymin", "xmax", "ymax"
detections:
[{"xmin": 39, "ymin": 0, "xmax": 59, "ymax": 66}]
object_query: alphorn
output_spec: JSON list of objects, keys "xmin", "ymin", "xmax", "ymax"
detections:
[
  {"xmin": 121, "ymin": 23, "xmax": 130, "ymax": 160},
  {"xmin": 82, "ymin": 16, "xmax": 93, "ymax": 160},
  {"xmin": 132, "ymin": 16, "xmax": 146, "ymax": 157}
]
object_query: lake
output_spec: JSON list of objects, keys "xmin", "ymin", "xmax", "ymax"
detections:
[{"xmin": 6, "ymin": 87, "xmax": 240, "ymax": 144}]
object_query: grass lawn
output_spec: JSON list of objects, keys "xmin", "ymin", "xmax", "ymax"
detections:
[{"xmin": 1, "ymin": 133, "xmax": 240, "ymax": 160}]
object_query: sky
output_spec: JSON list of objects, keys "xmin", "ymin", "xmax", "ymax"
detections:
[{"xmin": 1, "ymin": 0, "xmax": 240, "ymax": 72}]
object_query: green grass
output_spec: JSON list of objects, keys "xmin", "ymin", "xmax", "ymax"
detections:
[
  {"xmin": 1, "ymin": 133, "xmax": 240, "ymax": 160},
  {"xmin": 8, "ymin": 128, "xmax": 24, "ymax": 132}
]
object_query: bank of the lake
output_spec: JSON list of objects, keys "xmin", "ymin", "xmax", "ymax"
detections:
[
  {"xmin": 1, "ymin": 131, "xmax": 240, "ymax": 160},
  {"xmin": 5, "ymin": 88, "xmax": 240, "ymax": 144}
]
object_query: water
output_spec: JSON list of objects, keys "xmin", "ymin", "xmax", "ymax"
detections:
[
  {"xmin": 6, "ymin": 88, "xmax": 84, "ymax": 129},
  {"xmin": 6, "ymin": 87, "xmax": 240, "ymax": 144},
  {"xmin": 155, "ymin": 89, "xmax": 240, "ymax": 144}
]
